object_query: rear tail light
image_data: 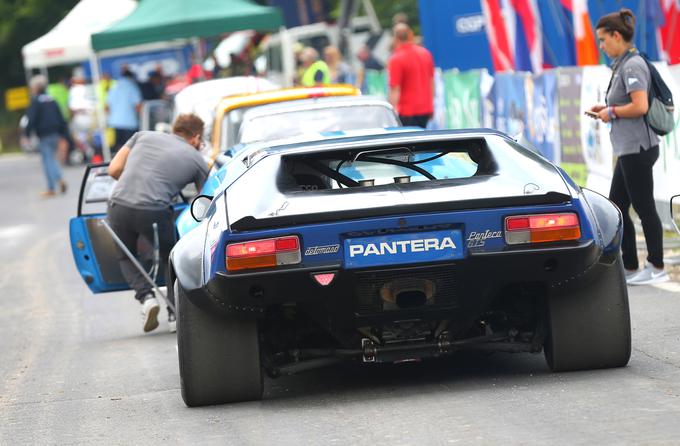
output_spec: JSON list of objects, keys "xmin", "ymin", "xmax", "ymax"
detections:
[
  {"xmin": 226, "ymin": 236, "xmax": 301, "ymax": 271},
  {"xmin": 505, "ymin": 213, "xmax": 580, "ymax": 245}
]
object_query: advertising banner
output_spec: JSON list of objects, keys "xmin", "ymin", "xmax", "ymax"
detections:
[
  {"xmin": 480, "ymin": 69, "xmax": 496, "ymax": 128},
  {"xmin": 580, "ymin": 65, "xmax": 614, "ymax": 195},
  {"xmin": 526, "ymin": 70, "xmax": 560, "ymax": 162},
  {"xmin": 443, "ymin": 69, "xmax": 482, "ymax": 129},
  {"xmin": 556, "ymin": 66, "xmax": 587, "ymax": 185},
  {"xmin": 365, "ymin": 69, "xmax": 388, "ymax": 100},
  {"xmin": 82, "ymin": 45, "xmax": 193, "ymax": 81},
  {"xmin": 493, "ymin": 72, "xmax": 528, "ymax": 138}
]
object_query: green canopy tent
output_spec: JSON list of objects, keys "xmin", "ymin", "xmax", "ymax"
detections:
[
  {"xmin": 91, "ymin": 0, "xmax": 282, "ymax": 51},
  {"xmin": 89, "ymin": 0, "xmax": 283, "ymax": 159}
]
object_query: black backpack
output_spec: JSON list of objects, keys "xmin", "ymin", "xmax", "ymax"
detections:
[{"xmin": 639, "ymin": 54, "xmax": 676, "ymax": 136}]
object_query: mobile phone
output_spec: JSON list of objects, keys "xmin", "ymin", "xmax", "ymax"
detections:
[{"xmin": 584, "ymin": 110, "xmax": 599, "ymax": 119}]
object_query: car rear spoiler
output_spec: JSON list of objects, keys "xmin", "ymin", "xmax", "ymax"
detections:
[{"xmin": 230, "ymin": 191, "xmax": 571, "ymax": 231}]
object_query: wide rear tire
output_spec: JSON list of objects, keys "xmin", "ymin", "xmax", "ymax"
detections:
[
  {"xmin": 176, "ymin": 280, "xmax": 263, "ymax": 406},
  {"xmin": 544, "ymin": 256, "xmax": 631, "ymax": 372}
]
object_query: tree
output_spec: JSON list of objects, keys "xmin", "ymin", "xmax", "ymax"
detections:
[
  {"xmin": 328, "ymin": 0, "xmax": 420, "ymax": 34},
  {"xmin": 0, "ymin": 0, "xmax": 79, "ymax": 91}
]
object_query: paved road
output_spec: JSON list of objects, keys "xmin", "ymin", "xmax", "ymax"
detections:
[{"xmin": 1, "ymin": 154, "xmax": 680, "ymax": 445}]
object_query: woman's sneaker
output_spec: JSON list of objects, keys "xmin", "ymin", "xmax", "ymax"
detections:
[
  {"xmin": 141, "ymin": 296, "xmax": 160, "ymax": 332},
  {"xmin": 627, "ymin": 263, "xmax": 670, "ymax": 286}
]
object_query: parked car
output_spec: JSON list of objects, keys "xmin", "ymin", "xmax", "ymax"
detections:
[
  {"xmin": 139, "ymin": 76, "xmax": 279, "ymax": 134},
  {"xmin": 205, "ymin": 84, "xmax": 360, "ymax": 164}
]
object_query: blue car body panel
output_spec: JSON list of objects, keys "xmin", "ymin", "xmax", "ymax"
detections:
[
  {"xmin": 69, "ymin": 215, "xmax": 129, "ymax": 293},
  {"xmin": 202, "ymin": 200, "xmax": 595, "ymax": 283}
]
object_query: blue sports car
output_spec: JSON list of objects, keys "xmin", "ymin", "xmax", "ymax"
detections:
[
  {"xmin": 71, "ymin": 128, "xmax": 631, "ymax": 407},
  {"xmin": 171, "ymin": 128, "xmax": 630, "ymax": 406}
]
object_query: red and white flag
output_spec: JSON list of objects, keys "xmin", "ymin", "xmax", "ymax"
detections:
[
  {"xmin": 481, "ymin": 0, "xmax": 515, "ymax": 72},
  {"xmin": 660, "ymin": 0, "xmax": 680, "ymax": 64},
  {"xmin": 509, "ymin": 0, "xmax": 543, "ymax": 72}
]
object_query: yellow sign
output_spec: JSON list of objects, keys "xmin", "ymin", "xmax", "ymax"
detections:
[{"xmin": 5, "ymin": 87, "xmax": 30, "ymax": 111}]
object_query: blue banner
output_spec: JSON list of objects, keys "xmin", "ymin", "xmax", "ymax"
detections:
[
  {"xmin": 493, "ymin": 73, "xmax": 528, "ymax": 138},
  {"xmin": 527, "ymin": 71, "xmax": 559, "ymax": 161},
  {"xmin": 418, "ymin": 0, "xmax": 493, "ymax": 71},
  {"xmin": 82, "ymin": 46, "xmax": 193, "ymax": 82}
]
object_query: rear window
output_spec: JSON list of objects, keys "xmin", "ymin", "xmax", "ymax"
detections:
[{"xmin": 275, "ymin": 139, "xmax": 488, "ymax": 193}]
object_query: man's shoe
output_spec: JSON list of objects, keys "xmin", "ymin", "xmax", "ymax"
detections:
[
  {"xmin": 168, "ymin": 311, "xmax": 176, "ymax": 333},
  {"xmin": 40, "ymin": 190, "xmax": 56, "ymax": 198},
  {"xmin": 627, "ymin": 263, "xmax": 670, "ymax": 286},
  {"xmin": 141, "ymin": 296, "xmax": 160, "ymax": 332},
  {"xmin": 59, "ymin": 180, "xmax": 67, "ymax": 194}
]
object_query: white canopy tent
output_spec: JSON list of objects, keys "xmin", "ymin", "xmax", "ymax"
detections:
[{"xmin": 21, "ymin": 0, "xmax": 137, "ymax": 71}]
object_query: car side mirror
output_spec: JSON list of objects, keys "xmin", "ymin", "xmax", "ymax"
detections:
[
  {"xmin": 671, "ymin": 195, "xmax": 680, "ymax": 234},
  {"xmin": 190, "ymin": 195, "xmax": 213, "ymax": 222}
]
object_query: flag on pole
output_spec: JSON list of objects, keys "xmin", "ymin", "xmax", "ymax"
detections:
[
  {"xmin": 539, "ymin": 0, "xmax": 577, "ymax": 67},
  {"xmin": 660, "ymin": 0, "xmax": 680, "ymax": 63},
  {"xmin": 510, "ymin": 0, "xmax": 544, "ymax": 72},
  {"xmin": 573, "ymin": 0, "xmax": 599, "ymax": 65},
  {"xmin": 481, "ymin": 0, "xmax": 515, "ymax": 72}
]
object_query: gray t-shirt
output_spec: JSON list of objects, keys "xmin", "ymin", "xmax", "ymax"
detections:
[
  {"xmin": 110, "ymin": 131, "xmax": 209, "ymax": 210},
  {"xmin": 606, "ymin": 51, "xmax": 659, "ymax": 156}
]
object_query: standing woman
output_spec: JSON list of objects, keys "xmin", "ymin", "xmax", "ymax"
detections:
[{"xmin": 588, "ymin": 8, "xmax": 668, "ymax": 285}]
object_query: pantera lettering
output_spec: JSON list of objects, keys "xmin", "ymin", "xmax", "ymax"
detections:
[
  {"xmin": 349, "ymin": 237, "xmax": 456, "ymax": 257},
  {"xmin": 305, "ymin": 244, "xmax": 340, "ymax": 256},
  {"xmin": 467, "ymin": 230, "xmax": 502, "ymax": 247}
]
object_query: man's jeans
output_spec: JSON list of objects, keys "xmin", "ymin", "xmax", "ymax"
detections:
[
  {"xmin": 38, "ymin": 134, "xmax": 62, "ymax": 191},
  {"xmin": 107, "ymin": 202, "xmax": 176, "ymax": 306}
]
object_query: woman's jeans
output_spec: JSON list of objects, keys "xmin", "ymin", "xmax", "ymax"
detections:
[
  {"xmin": 609, "ymin": 145, "xmax": 663, "ymax": 270},
  {"xmin": 38, "ymin": 134, "xmax": 63, "ymax": 191}
]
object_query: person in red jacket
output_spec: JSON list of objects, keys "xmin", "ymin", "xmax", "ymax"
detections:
[{"xmin": 387, "ymin": 23, "xmax": 434, "ymax": 128}]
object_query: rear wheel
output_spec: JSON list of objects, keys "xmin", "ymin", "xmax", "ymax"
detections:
[
  {"xmin": 176, "ymin": 280, "xmax": 263, "ymax": 406},
  {"xmin": 544, "ymin": 256, "xmax": 631, "ymax": 372}
]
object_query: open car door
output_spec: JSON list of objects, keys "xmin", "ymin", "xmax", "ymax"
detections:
[{"xmin": 69, "ymin": 164, "xmax": 190, "ymax": 293}]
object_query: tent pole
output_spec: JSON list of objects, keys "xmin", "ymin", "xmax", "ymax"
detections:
[{"xmin": 89, "ymin": 52, "xmax": 110, "ymax": 161}]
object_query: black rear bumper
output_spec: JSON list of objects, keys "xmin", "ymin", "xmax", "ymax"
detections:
[{"xmin": 186, "ymin": 240, "xmax": 602, "ymax": 322}]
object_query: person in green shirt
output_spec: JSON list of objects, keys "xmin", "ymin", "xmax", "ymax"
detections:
[
  {"xmin": 299, "ymin": 47, "xmax": 330, "ymax": 87},
  {"xmin": 47, "ymin": 78, "xmax": 70, "ymax": 121}
]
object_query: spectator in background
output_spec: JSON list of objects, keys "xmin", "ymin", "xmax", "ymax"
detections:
[
  {"xmin": 355, "ymin": 41, "xmax": 384, "ymax": 93},
  {"xmin": 69, "ymin": 70, "xmax": 97, "ymax": 163},
  {"xmin": 323, "ymin": 45, "xmax": 354, "ymax": 85},
  {"xmin": 588, "ymin": 8, "xmax": 668, "ymax": 285},
  {"xmin": 96, "ymin": 72, "xmax": 115, "ymax": 110},
  {"xmin": 107, "ymin": 66, "xmax": 142, "ymax": 155},
  {"xmin": 140, "ymin": 71, "xmax": 165, "ymax": 100},
  {"xmin": 187, "ymin": 54, "xmax": 211, "ymax": 84},
  {"xmin": 392, "ymin": 12, "xmax": 409, "ymax": 27},
  {"xmin": 299, "ymin": 47, "xmax": 330, "ymax": 86},
  {"xmin": 47, "ymin": 76, "xmax": 74, "ymax": 164},
  {"xmin": 47, "ymin": 76, "xmax": 71, "ymax": 122},
  {"xmin": 388, "ymin": 23, "xmax": 434, "ymax": 128},
  {"xmin": 95, "ymin": 72, "xmax": 115, "ymax": 163},
  {"xmin": 23, "ymin": 75, "xmax": 68, "ymax": 197}
]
